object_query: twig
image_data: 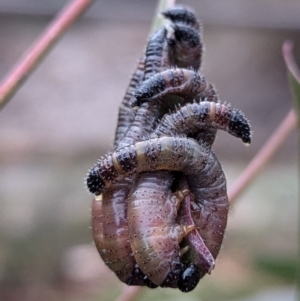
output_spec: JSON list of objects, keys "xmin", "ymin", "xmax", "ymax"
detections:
[
  {"xmin": 0, "ymin": 0, "xmax": 95, "ymax": 110},
  {"xmin": 283, "ymin": 40, "xmax": 300, "ymax": 83},
  {"xmin": 114, "ymin": 285, "xmax": 144, "ymax": 301},
  {"xmin": 228, "ymin": 108, "xmax": 297, "ymax": 204},
  {"xmin": 282, "ymin": 40, "xmax": 300, "ymax": 301}
]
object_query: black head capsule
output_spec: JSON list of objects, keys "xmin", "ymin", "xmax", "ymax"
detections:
[
  {"xmin": 86, "ymin": 166, "xmax": 105, "ymax": 195},
  {"xmin": 160, "ymin": 263, "xmax": 184, "ymax": 288},
  {"xmin": 132, "ymin": 73, "xmax": 166, "ymax": 106},
  {"xmin": 177, "ymin": 263, "xmax": 202, "ymax": 293},
  {"xmin": 161, "ymin": 5, "xmax": 199, "ymax": 30},
  {"xmin": 228, "ymin": 110, "xmax": 252, "ymax": 145}
]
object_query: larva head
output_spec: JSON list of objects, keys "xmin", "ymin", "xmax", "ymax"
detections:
[
  {"xmin": 133, "ymin": 73, "xmax": 166, "ymax": 106},
  {"xmin": 228, "ymin": 110, "xmax": 252, "ymax": 145},
  {"xmin": 160, "ymin": 263, "xmax": 184, "ymax": 288},
  {"xmin": 169, "ymin": 24, "xmax": 201, "ymax": 70},
  {"xmin": 86, "ymin": 166, "xmax": 105, "ymax": 195},
  {"xmin": 177, "ymin": 263, "xmax": 201, "ymax": 293},
  {"xmin": 162, "ymin": 5, "xmax": 199, "ymax": 30}
]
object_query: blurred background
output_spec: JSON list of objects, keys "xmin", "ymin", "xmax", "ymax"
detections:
[{"xmin": 0, "ymin": 0, "xmax": 299, "ymax": 300}]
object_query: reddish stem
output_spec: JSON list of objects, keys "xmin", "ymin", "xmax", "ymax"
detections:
[
  {"xmin": 114, "ymin": 286, "xmax": 144, "ymax": 301},
  {"xmin": 0, "ymin": 0, "xmax": 94, "ymax": 110},
  {"xmin": 282, "ymin": 40, "xmax": 300, "ymax": 83},
  {"xmin": 228, "ymin": 108, "xmax": 297, "ymax": 204}
]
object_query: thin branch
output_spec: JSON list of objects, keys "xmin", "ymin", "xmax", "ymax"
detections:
[
  {"xmin": 228, "ymin": 108, "xmax": 297, "ymax": 204},
  {"xmin": 115, "ymin": 285, "xmax": 144, "ymax": 301},
  {"xmin": 283, "ymin": 40, "xmax": 300, "ymax": 83},
  {"xmin": 0, "ymin": 0, "xmax": 95, "ymax": 110}
]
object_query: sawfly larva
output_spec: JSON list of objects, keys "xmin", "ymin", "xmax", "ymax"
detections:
[
  {"xmin": 153, "ymin": 100, "xmax": 252, "ymax": 145},
  {"xmin": 87, "ymin": 137, "xmax": 220, "ymax": 196},
  {"xmin": 114, "ymin": 56, "xmax": 146, "ymax": 147},
  {"xmin": 128, "ymin": 171, "xmax": 215, "ymax": 291},
  {"xmin": 92, "ymin": 180, "xmax": 147, "ymax": 285},
  {"xmin": 133, "ymin": 68, "xmax": 213, "ymax": 106}
]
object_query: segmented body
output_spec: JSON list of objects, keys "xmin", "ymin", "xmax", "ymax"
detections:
[
  {"xmin": 133, "ymin": 68, "xmax": 214, "ymax": 106},
  {"xmin": 88, "ymin": 4, "xmax": 252, "ymax": 292},
  {"xmin": 87, "ymin": 135, "xmax": 229, "ymax": 269},
  {"xmin": 128, "ymin": 171, "xmax": 216, "ymax": 288},
  {"xmin": 128, "ymin": 171, "xmax": 191, "ymax": 287},
  {"xmin": 133, "ymin": 67, "xmax": 220, "ymax": 146},
  {"xmin": 91, "ymin": 180, "xmax": 145, "ymax": 285},
  {"xmin": 91, "ymin": 7, "xmax": 186, "ymax": 286},
  {"xmin": 114, "ymin": 57, "xmax": 146, "ymax": 147},
  {"xmin": 153, "ymin": 100, "xmax": 251, "ymax": 144}
]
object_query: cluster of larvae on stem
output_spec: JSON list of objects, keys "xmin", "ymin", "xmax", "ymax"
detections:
[{"xmin": 86, "ymin": 5, "xmax": 251, "ymax": 293}]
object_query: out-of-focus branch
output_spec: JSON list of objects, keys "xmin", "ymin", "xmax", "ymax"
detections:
[
  {"xmin": 282, "ymin": 40, "xmax": 300, "ymax": 126},
  {"xmin": 0, "ymin": 0, "xmax": 95, "ymax": 110},
  {"xmin": 115, "ymin": 285, "xmax": 144, "ymax": 301},
  {"xmin": 282, "ymin": 40, "xmax": 300, "ymax": 301},
  {"xmin": 228, "ymin": 108, "xmax": 297, "ymax": 204}
]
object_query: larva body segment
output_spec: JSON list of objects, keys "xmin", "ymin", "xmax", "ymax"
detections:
[
  {"xmin": 133, "ymin": 68, "xmax": 211, "ymax": 106},
  {"xmin": 154, "ymin": 101, "xmax": 252, "ymax": 144},
  {"xmin": 114, "ymin": 57, "xmax": 145, "ymax": 147},
  {"xmin": 143, "ymin": 28, "xmax": 170, "ymax": 80},
  {"xmin": 188, "ymin": 153, "xmax": 229, "ymax": 259},
  {"xmin": 91, "ymin": 181, "xmax": 145, "ymax": 285},
  {"xmin": 87, "ymin": 137, "xmax": 216, "ymax": 195},
  {"xmin": 128, "ymin": 171, "xmax": 195, "ymax": 287}
]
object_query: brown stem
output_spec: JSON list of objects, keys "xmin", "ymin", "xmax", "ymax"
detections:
[
  {"xmin": 114, "ymin": 286, "xmax": 144, "ymax": 301},
  {"xmin": 0, "ymin": 0, "xmax": 94, "ymax": 110},
  {"xmin": 228, "ymin": 108, "xmax": 297, "ymax": 204}
]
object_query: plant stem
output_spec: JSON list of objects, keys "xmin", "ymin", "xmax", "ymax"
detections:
[
  {"xmin": 0, "ymin": 0, "xmax": 94, "ymax": 110},
  {"xmin": 228, "ymin": 108, "xmax": 297, "ymax": 204},
  {"xmin": 282, "ymin": 39, "xmax": 300, "ymax": 301}
]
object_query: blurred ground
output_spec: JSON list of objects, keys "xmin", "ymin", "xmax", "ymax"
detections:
[{"xmin": 0, "ymin": 1, "xmax": 299, "ymax": 301}]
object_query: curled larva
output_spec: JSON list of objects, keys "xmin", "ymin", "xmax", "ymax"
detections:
[
  {"xmin": 128, "ymin": 171, "xmax": 215, "ymax": 291},
  {"xmin": 128, "ymin": 171, "xmax": 194, "ymax": 287},
  {"xmin": 87, "ymin": 137, "xmax": 219, "ymax": 196},
  {"xmin": 153, "ymin": 100, "xmax": 252, "ymax": 144},
  {"xmin": 133, "ymin": 68, "xmax": 212, "ymax": 106},
  {"xmin": 91, "ymin": 180, "xmax": 147, "ymax": 285},
  {"xmin": 86, "ymin": 137, "xmax": 228, "ymax": 287}
]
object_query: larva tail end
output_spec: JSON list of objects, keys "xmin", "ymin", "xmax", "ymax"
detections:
[
  {"xmin": 177, "ymin": 263, "xmax": 202, "ymax": 293},
  {"xmin": 229, "ymin": 110, "xmax": 252, "ymax": 145},
  {"xmin": 144, "ymin": 277, "xmax": 159, "ymax": 289},
  {"xmin": 86, "ymin": 166, "xmax": 105, "ymax": 195}
]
